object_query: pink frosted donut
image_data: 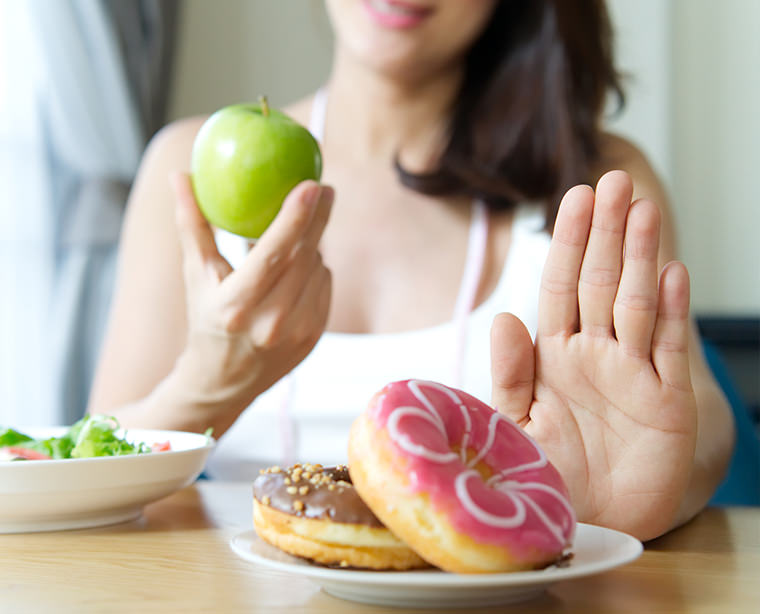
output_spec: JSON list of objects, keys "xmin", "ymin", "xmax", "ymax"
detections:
[{"xmin": 348, "ymin": 379, "xmax": 576, "ymax": 573}]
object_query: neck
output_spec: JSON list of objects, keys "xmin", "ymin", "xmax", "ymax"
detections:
[{"xmin": 324, "ymin": 48, "xmax": 463, "ymax": 169}]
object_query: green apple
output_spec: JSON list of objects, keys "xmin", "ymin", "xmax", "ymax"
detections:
[{"xmin": 191, "ymin": 97, "xmax": 322, "ymax": 238}]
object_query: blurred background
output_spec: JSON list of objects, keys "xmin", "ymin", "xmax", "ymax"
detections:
[{"xmin": 0, "ymin": 0, "xmax": 758, "ymax": 431}]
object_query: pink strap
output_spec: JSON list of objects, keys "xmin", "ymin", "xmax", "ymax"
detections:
[
  {"xmin": 308, "ymin": 86, "xmax": 328, "ymax": 143},
  {"xmin": 451, "ymin": 199, "xmax": 489, "ymax": 388},
  {"xmin": 278, "ymin": 89, "xmax": 489, "ymax": 463},
  {"xmin": 277, "ymin": 86, "xmax": 328, "ymax": 464},
  {"xmin": 277, "ymin": 375, "xmax": 298, "ymax": 467}
]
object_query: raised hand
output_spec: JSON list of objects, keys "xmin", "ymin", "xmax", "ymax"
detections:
[
  {"xmin": 491, "ymin": 170, "xmax": 698, "ymax": 540},
  {"xmin": 166, "ymin": 174, "xmax": 333, "ymax": 433}
]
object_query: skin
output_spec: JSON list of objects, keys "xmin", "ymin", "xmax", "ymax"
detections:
[{"xmin": 89, "ymin": 0, "xmax": 734, "ymax": 539}]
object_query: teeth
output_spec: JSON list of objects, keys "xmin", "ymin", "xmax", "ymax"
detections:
[{"xmin": 369, "ymin": 0, "xmax": 423, "ymax": 17}]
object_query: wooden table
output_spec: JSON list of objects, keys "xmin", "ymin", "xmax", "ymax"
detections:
[{"xmin": 1, "ymin": 481, "xmax": 758, "ymax": 613}]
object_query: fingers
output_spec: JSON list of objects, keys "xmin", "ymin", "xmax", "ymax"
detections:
[
  {"xmin": 172, "ymin": 172, "xmax": 232, "ymax": 283},
  {"xmin": 301, "ymin": 184, "xmax": 335, "ymax": 250},
  {"xmin": 577, "ymin": 170, "xmax": 632, "ymax": 335},
  {"xmin": 651, "ymin": 261, "xmax": 692, "ymax": 390},
  {"xmin": 251, "ymin": 248, "xmax": 331, "ymax": 349},
  {"xmin": 490, "ymin": 313, "xmax": 535, "ymax": 426},
  {"xmin": 613, "ymin": 199, "xmax": 660, "ymax": 358},
  {"xmin": 283, "ymin": 256, "xmax": 332, "ymax": 349},
  {"xmin": 249, "ymin": 245, "xmax": 323, "ymax": 342},
  {"xmin": 225, "ymin": 180, "xmax": 334, "ymax": 305},
  {"xmin": 538, "ymin": 184, "xmax": 594, "ymax": 337}
]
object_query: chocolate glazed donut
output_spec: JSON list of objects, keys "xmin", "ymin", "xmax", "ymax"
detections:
[{"xmin": 253, "ymin": 464, "xmax": 429, "ymax": 570}]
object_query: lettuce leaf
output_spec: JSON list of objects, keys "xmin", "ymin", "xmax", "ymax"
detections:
[
  {"xmin": 69, "ymin": 415, "xmax": 150, "ymax": 458},
  {"xmin": 0, "ymin": 415, "xmax": 151, "ymax": 459},
  {"xmin": 0, "ymin": 428, "xmax": 34, "ymax": 448}
]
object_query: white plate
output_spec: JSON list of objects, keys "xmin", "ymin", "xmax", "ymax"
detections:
[
  {"xmin": 0, "ymin": 427, "xmax": 214, "ymax": 533},
  {"xmin": 230, "ymin": 523, "xmax": 642, "ymax": 608}
]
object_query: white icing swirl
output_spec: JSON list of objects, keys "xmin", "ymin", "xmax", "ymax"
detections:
[
  {"xmin": 455, "ymin": 470, "xmax": 526, "ymax": 528},
  {"xmin": 387, "ymin": 407, "xmax": 459, "ymax": 463},
  {"xmin": 494, "ymin": 480, "xmax": 577, "ymax": 546},
  {"xmin": 385, "ymin": 380, "xmax": 574, "ymax": 545}
]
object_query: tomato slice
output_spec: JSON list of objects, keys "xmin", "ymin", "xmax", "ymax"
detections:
[
  {"xmin": 6, "ymin": 447, "xmax": 52, "ymax": 460},
  {"xmin": 151, "ymin": 441, "xmax": 171, "ymax": 452}
]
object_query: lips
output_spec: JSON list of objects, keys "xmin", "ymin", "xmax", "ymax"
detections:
[{"xmin": 362, "ymin": 0, "xmax": 434, "ymax": 29}]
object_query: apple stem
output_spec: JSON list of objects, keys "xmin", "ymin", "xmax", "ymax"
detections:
[{"xmin": 259, "ymin": 95, "xmax": 270, "ymax": 117}]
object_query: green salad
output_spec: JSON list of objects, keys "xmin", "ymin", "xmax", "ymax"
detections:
[{"xmin": 0, "ymin": 415, "xmax": 160, "ymax": 461}]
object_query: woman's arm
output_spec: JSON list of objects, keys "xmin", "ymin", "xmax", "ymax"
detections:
[
  {"xmin": 88, "ymin": 119, "xmax": 199, "ymax": 420},
  {"xmin": 599, "ymin": 135, "xmax": 736, "ymax": 528},
  {"xmin": 491, "ymin": 140, "xmax": 735, "ymax": 540},
  {"xmin": 88, "ymin": 119, "xmax": 334, "ymax": 436}
]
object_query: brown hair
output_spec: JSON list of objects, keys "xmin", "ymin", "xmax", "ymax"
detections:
[{"xmin": 397, "ymin": 0, "xmax": 624, "ymax": 229}]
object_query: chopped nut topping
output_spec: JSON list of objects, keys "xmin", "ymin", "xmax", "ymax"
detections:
[
  {"xmin": 293, "ymin": 500, "xmax": 305, "ymax": 512},
  {"xmin": 261, "ymin": 496, "xmax": 271, "ymax": 505},
  {"xmin": 299, "ymin": 486, "xmax": 309, "ymax": 495},
  {"xmin": 302, "ymin": 471, "xmax": 312, "ymax": 480},
  {"xmin": 270, "ymin": 466, "xmax": 281, "ymax": 473},
  {"xmin": 286, "ymin": 486, "xmax": 297, "ymax": 495},
  {"xmin": 284, "ymin": 477, "xmax": 291, "ymax": 485}
]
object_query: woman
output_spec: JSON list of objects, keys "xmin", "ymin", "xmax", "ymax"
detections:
[{"xmin": 89, "ymin": 0, "xmax": 734, "ymax": 540}]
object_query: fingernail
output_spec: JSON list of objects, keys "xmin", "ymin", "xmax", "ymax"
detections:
[
  {"xmin": 320, "ymin": 185, "xmax": 335, "ymax": 205},
  {"xmin": 306, "ymin": 183, "xmax": 323, "ymax": 207}
]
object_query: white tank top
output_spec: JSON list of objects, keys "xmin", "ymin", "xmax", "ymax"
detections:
[{"xmin": 205, "ymin": 90, "xmax": 551, "ymax": 480}]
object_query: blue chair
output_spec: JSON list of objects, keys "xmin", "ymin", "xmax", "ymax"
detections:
[{"xmin": 704, "ymin": 341, "xmax": 760, "ymax": 505}]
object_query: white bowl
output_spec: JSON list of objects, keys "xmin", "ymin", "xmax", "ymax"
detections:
[{"xmin": 0, "ymin": 427, "xmax": 214, "ymax": 532}]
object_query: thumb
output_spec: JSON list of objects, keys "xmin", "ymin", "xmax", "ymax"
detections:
[
  {"xmin": 171, "ymin": 171, "xmax": 232, "ymax": 283},
  {"xmin": 490, "ymin": 312, "xmax": 535, "ymax": 426}
]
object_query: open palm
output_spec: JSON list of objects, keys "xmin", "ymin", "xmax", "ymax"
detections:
[{"xmin": 491, "ymin": 171, "xmax": 697, "ymax": 540}]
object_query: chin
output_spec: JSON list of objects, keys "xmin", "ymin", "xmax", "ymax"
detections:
[
  {"xmin": 355, "ymin": 46, "xmax": 435, "ymax": 83},
  {"xmin": 326, "ymin": 0, "xmax": 496, "ymax": 83},
  {"xmin": 330, "ymin": 1, "xmax": 435, "ymax": 70}
]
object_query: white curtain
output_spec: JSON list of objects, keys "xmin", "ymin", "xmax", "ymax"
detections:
[
  {"xmin": 0, "ymin": 0, "xmax": 177, "ymax": 426},
  {"xmin": 0, "ymin": 0, "xmax": 53, "ymax": 426}
]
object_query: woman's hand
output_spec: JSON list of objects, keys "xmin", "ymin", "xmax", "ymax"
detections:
[
  {"xmin": 490, "ymin": 170, "xmax": 698, "ymax": 540},
  {"xmin": 162, "ymin": 173, "xmax": 334, "ymax": 433}
]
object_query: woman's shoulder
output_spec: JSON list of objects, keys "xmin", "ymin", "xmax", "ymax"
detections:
[
  {"xmin": 142, "ymin": 115, "xmax": 209, "ymax": 169},
  {"xmin": 596, "ymin": 132, "xmax": 648, "ymax": 166},
  {"xmin": 595, "ymin": 132, "xmax": 667, "ymax": 201},
  {"xmin": 144, "ymin": 92, "xmax": 317, "ymax": 163},
  {"xmin": 595, "ymin": 131, "xmax": 677, "ymax": 262},
  {"xmin": 283, "ymin": 93, "xmax": 316, "ymax": 127}
]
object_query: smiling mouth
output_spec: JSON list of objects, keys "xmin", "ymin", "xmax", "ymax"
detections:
[{"xmin": 363, "ymin": 0, "xmax": 434, "ymax": 28}]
